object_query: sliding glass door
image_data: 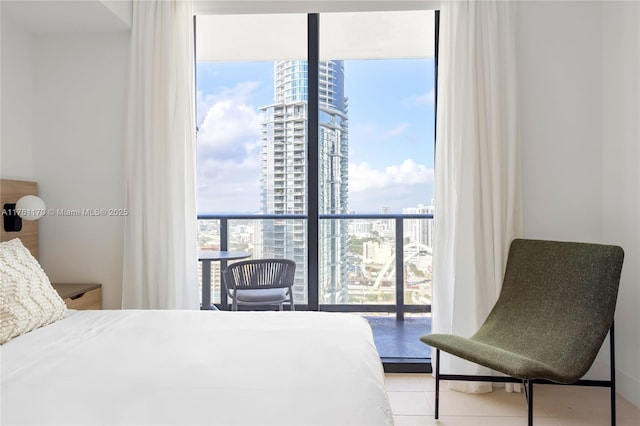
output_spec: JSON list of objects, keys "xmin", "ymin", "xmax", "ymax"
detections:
[
  {"xmin": 195, "ymin": 14, "xmax": 310, "ymax": 305},
  {"xmin": 195, "ymin": 10, "xmax": 436, "ymax": 363}
]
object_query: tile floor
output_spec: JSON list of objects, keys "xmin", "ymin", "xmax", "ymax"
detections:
[{"xmin": 385, "ymin": 373, "xmax": 640, "ymax": 425}]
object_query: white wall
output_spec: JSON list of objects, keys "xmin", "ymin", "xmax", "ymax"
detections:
[
  {"xmin": 518, "ymin": 0, "xmax": 604, "ymax": 242},
  {"xmin": 602, "ymin": 1, "xmax": 640, "ymax": 409},
  {"xmin": 0, "ymin": 12, "xmax": 34, "ymax": 179},
  {"xmin": 1, "ymin": 2, "xmax": 130, "ymax": 309},
  {"xmin": 518, "ymin": 0, "xmax": 640, "ymax": 408},
  {"xmin": 32, "ymin": 33, "xmax": 129, "ymax": 309}
]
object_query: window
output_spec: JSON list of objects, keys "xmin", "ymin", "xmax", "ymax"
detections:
[{"xmin": 195, "ymin": 11, "xmax": 436, "ymax": 321}]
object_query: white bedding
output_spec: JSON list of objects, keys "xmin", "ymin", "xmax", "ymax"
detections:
[{"xmin": 1, "ymin": 310, "xmax": 393, "ymax": 425}]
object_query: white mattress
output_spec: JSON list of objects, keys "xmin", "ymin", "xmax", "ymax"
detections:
[{"xmin": 1, "ymin": 310, "xmax": 393, "ymax": 425}]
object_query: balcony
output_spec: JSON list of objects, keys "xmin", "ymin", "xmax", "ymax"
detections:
[{"xmin": 197, "ymin": 213, "xmax": 433, "ymax": 370}]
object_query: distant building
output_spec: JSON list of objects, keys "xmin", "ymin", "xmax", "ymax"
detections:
[
  {"xmin": 363, "ymin": 240, "xmax": 394, "ymax": 264},
  {"xmin": 402, "ymin": 203, "xmax": 435, "ymax": 248},
  {"xmin": 348, "ymin": 220, "xmax": 373, "ymax": 238},
  {"xmin": 259, "ymin": 60, "xmax": 349, "ymax": 304},
  {"xmin": 372, "ymin": 219, "xmax": 394, "ymax": 239}
]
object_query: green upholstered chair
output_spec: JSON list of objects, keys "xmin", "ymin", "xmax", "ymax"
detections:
[{"xmin": 420, "ymin": 239, "xmax": 624, "ymax": 426}]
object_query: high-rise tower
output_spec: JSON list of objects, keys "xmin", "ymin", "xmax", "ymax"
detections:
[{"xmin": 259, "ymin": 60, "xmax": 349, "ymax": 304}]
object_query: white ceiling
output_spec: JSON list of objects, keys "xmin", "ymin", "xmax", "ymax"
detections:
[
  {"xmin": 0, "ymin": 0, "xmax": 437, "ymax": 34},
  {"xmin": 1, "ymin": 0, "xmax": 132, "ymax": 33},
  {"xmin": 194, "ymin": 0, "xmax": 439, "ymax": 15}
]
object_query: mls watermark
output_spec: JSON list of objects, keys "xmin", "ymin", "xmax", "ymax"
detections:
[
  {"xmin": 29, "ymin": 208, "xmax": 130, "ymax": 217},
  {"xmin": 3, "ymin": 207, "xmax": 129, "ymax": 218}
]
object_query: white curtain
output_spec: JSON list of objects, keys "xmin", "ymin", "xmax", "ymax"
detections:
[
  {"xmin": 432, "ymin": 0, "xmax": 522, "ymax": 393},
  {"xmin": 122, "ymin": 0, "xmax": 199, "ymax": 310}
]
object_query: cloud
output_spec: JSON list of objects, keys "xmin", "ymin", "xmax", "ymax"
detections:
[
  {"xmin": 196, "ymin": 82, "xmax": 263, "ymax": 212},
  {"xmin": 197, "ymin": 155, "xmax": 261, "ymax": 213},
  {"xmin": 404, "ymin": 88, "xmax": 435, "ymax": 107},
  {"xmin": 356, "ymin": 122, "xmax": 411, "ymax": 141},
  {"xmin": 349, "ymin": 159, "xmax": 434, "ymax": 193},
  {"xmin": 197, "ymin": 81, "xmax": 260, "ymax": 125},
  {"xmin": 350, "ymin": 122, "xmax": 412, "ymax": 149},
  {"xmin": 197, "ymin": 82, "xmax": 263, "ymax": 162},
  {"xmin": 347, "ymin": 159, "xmax": 434, "ymax": 212},
  {"xmin": 381, "ymin": 123, "xmax": 411, "ymax": 139}
]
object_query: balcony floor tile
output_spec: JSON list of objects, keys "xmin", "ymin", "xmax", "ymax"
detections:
[{"xmin": 364, "ymin": 315, "xmax": 432, "ymax": 361}]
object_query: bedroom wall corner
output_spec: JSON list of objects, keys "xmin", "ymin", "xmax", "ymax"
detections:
[
  {"xmin": 32, "ymin": 32, "xmax": 130, "ymax": 310},
  {"xmin": 518, "ymin": 0, "xmax": 640, "ymax": 409},
  {"xmin": 0, "ymin": 7, "xmax": 34, "ymax": 180},
  {"xmin": 602, "ymin": 0, "xmax": 640, "ymax": 410}
]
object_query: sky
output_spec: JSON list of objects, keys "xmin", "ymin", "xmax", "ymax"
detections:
[{"xmin": 196, "ymin": 58, "xmax": 435, "ymax": 214}]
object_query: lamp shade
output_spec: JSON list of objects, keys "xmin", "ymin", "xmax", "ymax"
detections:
[{"xmin": 15, "ymin": 195, "xmax": 46, "ymax": 220}]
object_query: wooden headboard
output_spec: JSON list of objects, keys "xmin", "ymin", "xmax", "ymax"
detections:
[{"xmin": 1, "ymin": 179, "xmax": 39, "ymax": 259}]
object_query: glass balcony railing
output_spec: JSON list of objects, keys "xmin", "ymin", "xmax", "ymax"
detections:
[{"xmin": 197, "ymin": 213, "xmax": 433, "ymax": 319}]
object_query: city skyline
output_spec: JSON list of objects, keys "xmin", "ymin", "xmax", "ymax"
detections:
[{"xmin": 196, "ymin": 57, "xmax": 435, "ymax": 214}]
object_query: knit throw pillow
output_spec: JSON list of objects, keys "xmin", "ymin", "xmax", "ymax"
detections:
[{"xmin": 0, "ymin": 238, "xmax": 67, "ymax": 344}]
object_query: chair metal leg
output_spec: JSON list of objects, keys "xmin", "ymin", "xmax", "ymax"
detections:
[
  {"xmin": 435, "ymin": 327, "xmax": 617, "ymax": 426},
  {"xmin": 435, "ymin": 349, "xmax": 440, "ymax": 419},
  {"xmin": 525, "ymin": 380, "xmax": 533, "ymax": 426},
  {"xmin": 610, "ymin": 321, "xmax": 616, "ymax": 426}
]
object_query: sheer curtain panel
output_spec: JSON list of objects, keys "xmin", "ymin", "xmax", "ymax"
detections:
[
  {"xmin": 122, "ymin": 0, "xmax": 199, "ymax": 309},
  {"xmin": 432, "ymin": 0, "xmax": 522, "ymax": 393}
]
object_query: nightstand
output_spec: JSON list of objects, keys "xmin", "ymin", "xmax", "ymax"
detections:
[{"xmin": 52, "ymin": 283, "xmax": 102, "ymax": 310}]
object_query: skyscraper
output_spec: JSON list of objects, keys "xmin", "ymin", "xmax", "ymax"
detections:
[
  {"xmin": 259, "ymin": 60, "xmax": 349, "ymax": 304},
  {"xmin": 403, "ymin": 203, "xmax": 435, "ymax": 249}
]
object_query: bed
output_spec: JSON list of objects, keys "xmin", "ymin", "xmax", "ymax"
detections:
[
  {"xmin": 1, "ymin": 309, "xmax": 393, "ymax": 425},
  {"xmin": 0, "ymin": 207, "xmax": 392, "ymax": 425}
]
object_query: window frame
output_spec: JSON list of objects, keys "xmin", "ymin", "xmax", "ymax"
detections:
[{"xmin": 194, "ymin": 11, "xmax": 440, "ymax": 317}]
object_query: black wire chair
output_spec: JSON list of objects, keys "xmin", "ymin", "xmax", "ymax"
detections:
[{"xmin": 223, "ymin": 259, "xmax": 296, "ymax": 311}]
